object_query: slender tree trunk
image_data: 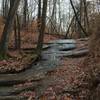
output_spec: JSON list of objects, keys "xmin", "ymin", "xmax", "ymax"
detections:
[
  {"xmin": 37, "ymin": 0, "xmax": 48, "ymax": 58},
  {"xmin": 51, "ymin": 0, "xmax": 57, "ymax": 34},
  {"xmin": 70, "ymin": 0, "xmax": 88, "ymax": 37},
  {"xmin": 14, "ymin": 13, "xmax": 21, "ymax": 50},
  {"xmin": 14, "ymin": 16, "xmax": 18, "ymax": 49},
  {"xmin": 16, "ymin": 14, "xmax": 21, "ymax": 50},
  {"xmin": 2, "ymin": 0, "xmax": 9, "ymax": 19},
  {"xmin": 2, "ymin": 0, "xmax": 5, "ymax": 17},
  {"xmin": 10, "ymin": 0, "xmax": 14, "ymax": 7},
  {"xmin": 83, "ymin": 0, "xmax": 89, "ymax": 32},
  {"xmin": 37, "ymin": 0, "xmax": 42, "ymax": 30},
  {"xmin": 65, "ymin": 16, "xmax": 75, "ymax": 39},
  {"xmin": 65, "ymin": 9, "xmax": 80, "ymax": 38},
  {"xmin": 23, "ymin": 0, "xmax": 28, "ymax": 27},
  {"xmin": 38, "ymin": 0, "xmax": 41, "ymax": 20}
]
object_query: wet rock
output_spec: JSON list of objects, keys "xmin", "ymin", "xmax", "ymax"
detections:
[{"xmin": 49, "ymin": 39, "xmax": 76, "ymax": 44}]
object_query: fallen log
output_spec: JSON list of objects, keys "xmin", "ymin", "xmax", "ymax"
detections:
[
  {"xmin": 77, "ymin": 38, "xmax": 88, "ymax": 41},
  {"xmin": 0, "ymin": 82, "xmax": 39, "ymax": 96},
  {"xmin": 44, "ymin": 49, "xmax": 89, "ymax": 58},
  {"xmin": 64, "ymin": 49, "xmax": 89, "ymax": 57},
  {"xmin": 0, "ymin": 71, "xmax": 46, "ymax": 86},
  {"xmin": 9, "ymin": 44, "xmax": 50, "ymax": 51},
  {"xmin": 0, "ymin": 96, "xmax": 27, "ymax": 100}
]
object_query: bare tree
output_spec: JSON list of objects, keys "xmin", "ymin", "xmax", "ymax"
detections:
[
  {"xmin": 23, "ymin": 0, "xmax": 28, "ymax": 27},
  {"xmin": 70, "ymin": 0, "xmax": 88, "ymax": 37},
  {"xmin": 0, "ymin": 0, "xmax": 20, "ymax": 58},
  {"xmin": 37, "ymin": 0, "xmax": 48, "ymax": 58}
]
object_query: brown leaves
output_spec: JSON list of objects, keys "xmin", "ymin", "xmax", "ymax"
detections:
[
  {"xmin": 21, "ymin": 91, "xmax": 36, "ymax": 99},
  {"xmin": 0, "ymin": 51, "xmax": 37, "ymax": 73}
]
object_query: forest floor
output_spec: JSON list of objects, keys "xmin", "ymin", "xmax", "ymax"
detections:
[
  {"xmin": 0, "ymin": 17, "xmax": 90, "ymax": 99},
  {"xmin": 0, "ymin": 35, "xmax": 89, "ymax": 100},
  {"xmin": 17, "ymin": 38, "xmax": 88, "ymax": 100}
]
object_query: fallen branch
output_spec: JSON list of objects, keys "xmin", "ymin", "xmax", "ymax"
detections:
[
  {"xmin": 59, "ymin": 49, "xmax": 89, "ymax": 58},
  {"xmin": 0, "ymin": 71, "xmax": 45, "ymax": 86},
  {"xmin": 0, "ymin": 96, "xmax": 27, "ymax": 100},
  {"xmin": 0, "ymin": 82, "xmax": 39, "ymax": 96}
]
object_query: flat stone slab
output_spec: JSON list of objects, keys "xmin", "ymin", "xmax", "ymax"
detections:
[
  {"xmin": 0, "ymin": 96, "xmax": 27, "ymax": 100},
  {"xmin": 56, "ymin": 44, "xmax": 76, "ymax": 51},
  {"xmin": 43, "ymin": 43, "xmax": 76, "ymax": 53},
  {"xmin": 43, "ymin": 45, "xmax": 51, "ymax": 49},
  {"xmin": 44, "ymin": 49, "xmax": 88, "ymax": 57},
  {"xmin": 48, "ymin": 39, "xmax": 76, "ymax": 44}
]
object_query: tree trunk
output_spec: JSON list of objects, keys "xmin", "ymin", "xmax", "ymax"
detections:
[
  {"xmin": 37, "ymin": 0, "xmax": 42, "ymax": 30},
  {"xmin": 0, "ymin": 0, "xmax": 20, "ymax": 58},
  {"xmin": 37, "ymin": 0, "xmax": 48, "ymax": 58},
  {"xmin": 70, "ymin": 0, "xmax": 88, "ymax": 37},
  {"xmin": 14, "ymin": 13, "xmax": 21, "ymax": 50},
  {"xmin": 23, "ymin": 0, "xmax": 28, "ymax": 27}
]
